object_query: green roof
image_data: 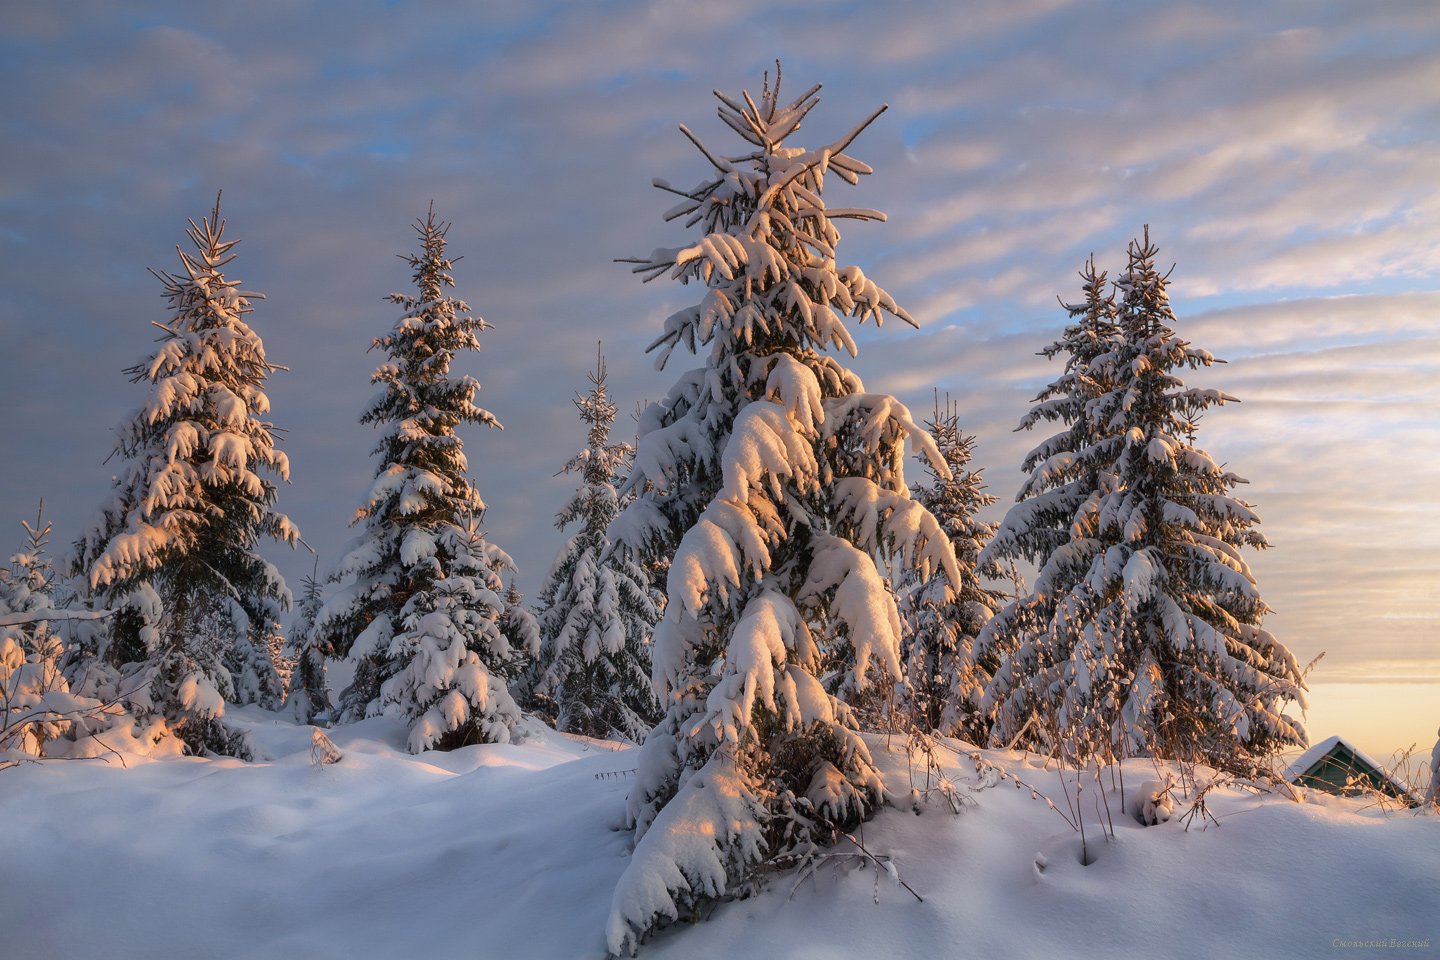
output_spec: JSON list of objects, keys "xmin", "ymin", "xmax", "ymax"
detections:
[{"xmin": 1288, "ymin": 736, "xmax": 1414, "ymax": 803}]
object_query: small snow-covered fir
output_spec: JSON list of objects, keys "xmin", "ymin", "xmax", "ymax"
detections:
[
  {"xmin": 522, "ymin": 349, "xmax": 661, "ymax": 742},
  {"xmin": 0, "ymin": 508, "xmax": 84, "ymax": 762},
  {"xmin": 281, "ymin": 565, "xmax": 329, "ymax": 723},
  {"xmin": 379, "ymin": 518, "xmax": 531, "ymax": 753},
  {"xmin": 898, "ymin": 395, "xmax": 1009, "ymax": 742},
  {"xmin": 306, "ymin": 205, "xmax": 535, "ymax": 752}
]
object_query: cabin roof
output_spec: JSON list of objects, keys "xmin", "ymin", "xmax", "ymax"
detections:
[
  {"xmin": 1284, "ymin": 735, "xmax": 1382, "ymax": 780},
  {"xmin": 1286, "ymin": 735, "xmax": 1412, "ymax": 801}
]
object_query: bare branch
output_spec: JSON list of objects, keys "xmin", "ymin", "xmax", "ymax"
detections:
[
  {"xmin": 678, "ymin": 123, "xmax": 732, "ymax": 173},
  {"xmin": 829, "ymin": 103, "xmax": 888, "ymax": 158},
  {"xmin": 0, "ymin": 607, "xmax": 114, "ymax": 628}
]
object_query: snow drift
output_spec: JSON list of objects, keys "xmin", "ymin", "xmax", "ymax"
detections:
[{"xmin": 1, "ymin": 711, "xmax": 1434, "ymax": 959}]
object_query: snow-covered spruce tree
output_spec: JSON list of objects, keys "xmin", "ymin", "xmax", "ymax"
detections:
[
  {"xmin": 526, "ymin": 349, "xmax": 661, "ymax": 742},
  {"xmin": 310, "ymin": 206, "xmax": 536, "ymax": 752},
  {"xmin": 69, "ymin": 197, "xmax": 300, "ymax": 758},
  {"xmin": 974, "ymin": 254, "xmax": 1120, "ymax": 750},
  {"xmin": 2, "ymin": 508, "xmax": 141, "ymax": 765},
  {"xmin": 982, "ymin": 230, "xmax": 1306, "ymax": 772},
  {"xmin": 605, "ymin": 71, "xmax": 958, "ymax": 954},
  {"xmin": 1, "ymin": 508, "xmax": 76, "ymax": 760},
  {"xmin": 898, "ymin": 395, "xmax": 1007, "ymax": 742},
  {"xmin": 225, "ymin": 614, "xmax": 288, "ymax": 710},
  {"xmin": 281, "ymin": 565, "xmax": 329, "ymax": 723},
  {"xmin": 379, "ymin": 516, "xmax": 536, "ymax": 751},
  {"xmin": 498, "ymin": 578, "xmax": 541, "ymax": 683}
]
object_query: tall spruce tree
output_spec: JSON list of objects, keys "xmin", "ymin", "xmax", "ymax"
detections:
[
  {"xmin": 523, "ymin": 349, "xmax": 661, "ymax": 742},
  {"xmin": 604, "ymin": 70, "xmax": 958, "ymax": 954},
  {"xmin": 70, "ymin": 196, "xmax": 300, "ymax": 758},
  {"xmin": 976, "ymin": 255, "xmax": 1120, "ymax": 749},
  {"xmin": 898, "ymin": 395, "xmax": 1007, "ymax": 741},
  {"xmin": 309, "ymin": 206, "xmax": 536, "ymax": 752},
  {"xmin": 981, "ymin": 230, "xmax": 1306, "ymax": 771}
]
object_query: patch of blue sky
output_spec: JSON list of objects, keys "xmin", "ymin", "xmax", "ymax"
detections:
[
  {"xmin": 343, "ymin": 5, "xmax": 559, "ymax": 68},
  {"xmin": 596, "ymin": 66, "xmax": 695, "ymax": 94},
  {"xmin": 365, "ymin": 139, "xmax": 411, "ymax": 162},
  {"xmin": 279, "ymin": 150, "xmax": 316, "ymax": 172},
  {"xmin": 1322, "ymin": 19, "xmax": 1439, "ymax": 62},
  {"xmin": 900, "ymin": 116, "xmax": 945, "ymax": 151},
  {"xmin": 121, "ymin": 14, "xmax": 167, "ymax": 32}
]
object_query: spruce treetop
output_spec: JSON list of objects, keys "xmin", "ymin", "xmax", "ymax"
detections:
[
  {"xmin": 559, "ymin": 347, "xmax": 632, "ymax": 512},
  {"xmin": 361, "ymin": 204, "xmax": 498, "ymax": 528}
]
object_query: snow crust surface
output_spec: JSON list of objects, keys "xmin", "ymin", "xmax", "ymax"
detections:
[{"xmin": 2, "ymin": 713, "xmax": 1435, "ymax": 959}]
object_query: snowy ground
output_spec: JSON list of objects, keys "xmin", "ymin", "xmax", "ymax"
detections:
[{"xmin": 3, "ymin": 712, "xmax": 1436, "ymax": 960}]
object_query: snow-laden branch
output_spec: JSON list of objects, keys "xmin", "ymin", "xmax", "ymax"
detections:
[{"xmin": 0, "ymin": 607, "xmax": 113, "ymax": 628}]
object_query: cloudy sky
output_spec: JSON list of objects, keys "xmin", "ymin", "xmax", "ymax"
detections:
[{"xmin": 3, "ymin": 2, "xmax": 1437, "ymax": 748}]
